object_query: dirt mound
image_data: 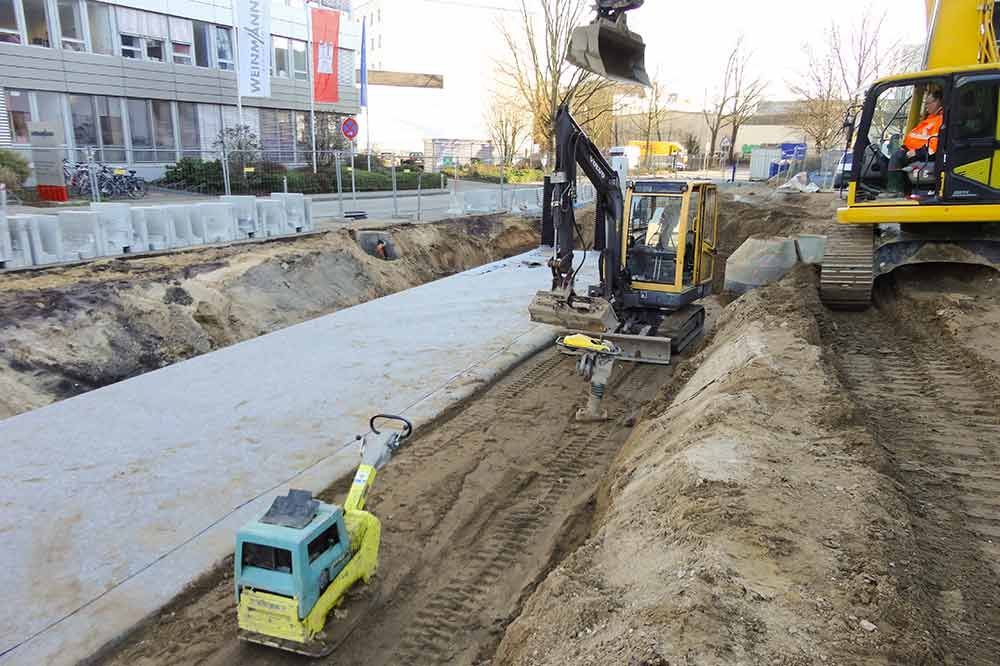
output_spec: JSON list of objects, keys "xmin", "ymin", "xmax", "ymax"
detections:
[
  {"xmin": 494, "ymin": 268, "xmax": 935, "ymax": 665},
  {"xmin": 0, "ymin": 214, "xmax": 539, "ymax": 420},
  {"xmin": 714, "ymin": 189, "xmax": 836, "ymax": 293},
  {"xmin": 883, "ymin": 264, "xmax": 1000, "ymax": 375}
]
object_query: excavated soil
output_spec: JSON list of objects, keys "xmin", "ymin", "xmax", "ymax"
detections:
[
  {"xmin": 35, "ymin": 190, "xmax": 1000, "ymax": 664},
  {"xmin": 98, "ymin": 347, "xmax": 674, "ymax": 666},
  {"xmin": 0, "ymin": 213, "xmax": 539, "ymax": 420}
]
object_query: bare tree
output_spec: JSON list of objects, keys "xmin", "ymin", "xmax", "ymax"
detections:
[
  {"xmin": 790, "ymin": 12, "xmax": 905, "ymax": 153},
  {"xmin": 701, "ymin": 47, "xmax": 735, "ymax": 163},
  {"xmin": 790, "ymin": 45, "xmax": 847, "ymax": 153},
  {"xmin": 485, "ymin": 93, "xmax": 530, "ymax": 167},
  {"xmin": 724, "ymin": 39, "xmax": 766, "ymax": 166},
  {"xmin": 497, "ymin": 0, "xmax": 615, "ymax": 160},
  {"xmin": 631, "ymin": 76, "xmax": 668, "ymax": 169}
]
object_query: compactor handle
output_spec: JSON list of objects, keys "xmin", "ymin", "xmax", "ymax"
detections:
[{"xmin": 369, "ymin": 414, "xmax": 413, "ymax": 440}]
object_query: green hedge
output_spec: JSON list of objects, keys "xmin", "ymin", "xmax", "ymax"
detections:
[
  {"xmin": 0, "ymin": 148, "xmax": 31, "ymax": 190},
  {"xmin": 442, "ymin": 164, "xmax": 544, "ymax": 184},
  {"xmin": 158, "ymin": 158, "xmax": 445, "ymax": 195}
]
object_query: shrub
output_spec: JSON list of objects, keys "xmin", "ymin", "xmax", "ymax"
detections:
[
  {"xmin": 161, "ymin": 158, "xmax": 224, "ymax": 190},
  {"xmin": 0, "ymin": 149, "xmax": 30, "ymax": 190}
]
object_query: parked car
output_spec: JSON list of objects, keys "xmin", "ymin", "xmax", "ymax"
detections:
[{"xmin": 833, "ymin": 153, "xmax": 853, "ymax": 189}]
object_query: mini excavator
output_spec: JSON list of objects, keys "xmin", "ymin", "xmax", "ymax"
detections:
[
  {"xmin": 529, "ymin": 2, "xmax": 719, "ymax": 420},
  {"xmin": 234, "ymin": 414, "xmax": 411, "ymax": 657},
  {"xmin": 822, "ymin": 0, "xmax": 1000, "ymax": 307}
]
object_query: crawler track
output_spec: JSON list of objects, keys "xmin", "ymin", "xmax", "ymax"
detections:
[
  {"xmin": 825, "ymin": 307, "xmax": 1000, "ymax": 663},
  {"xmin": 819, "ymin": 224, "xmax": 874, "ymax": 308}
]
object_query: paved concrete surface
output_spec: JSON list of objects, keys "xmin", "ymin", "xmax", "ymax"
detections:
[{"xmin": 0, "ymin": 247, "xmax": 594, "ymax": 666}]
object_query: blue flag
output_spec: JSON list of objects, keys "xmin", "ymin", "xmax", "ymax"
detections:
[{"xmin": 359, "ymin": 16, "xmax": 368, "ymax": 108}]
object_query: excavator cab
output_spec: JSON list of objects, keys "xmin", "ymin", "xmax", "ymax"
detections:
[
  {"xmin": 621, "ymin": 181, "xmax": 718, "ymax": 311},
  {"xmin": 821, "ymin": 67, "xmax": 1000, "ymax": 307}
]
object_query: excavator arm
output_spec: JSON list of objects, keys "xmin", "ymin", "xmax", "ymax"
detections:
[{"xmin": 546, "ymin": 104, "xmax": 624, "ymax": 302}]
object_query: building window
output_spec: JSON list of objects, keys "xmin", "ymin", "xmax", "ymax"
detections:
[
  {"xmin": 295, "ymin": 111, "xmax": 310, "ymax": 160},
  {"xmin": 192, "ymin": 21, "xmax": 209, "ymax": 67},
  {"xmin": 172, "ymin": 41, "xmax": 191, "ymax": 64},
  {"xmin": 120, "ymin": 34, "xmax": 140, "ymax": 58},
  {"xmin": 23, "ymin": 0, "xmax": 50, "ymax": 47},
  {"xmin": 116, "ymin": 7, "xmax": 168, "ymax": 62},
  {"xmin": 215, "ymin": 26, "xmax": 233, "ymax": 70},
  {"xmin": 5, "ymin": 89, "xmax": 30, "ymax": 143},
  {"xmin": 272, "ymin": 36, "xmax": 289, "ymax": 78},
  {"xmin": 96, "ymin": 96, "xmax": 125, "ymax": 161},
  {"xmin": 151, "ymin": 99, "xmax": 174, "ymax": 159},
  {"xmin": 69, "ymin": 94, "xmax": 97, "ymax": 159},
  {"xmin": 35, "ymin": 91, "xmax": 63, "ymax": 125},
  {"xmin": 57, "ymin": 0, "xmax": 86, "ymax": 51},
  {"xmin": 292, "ymin": 39, "xmax": 308, "ymax": 81},
  {"xmin": 178, "ymin": 102, "xmax": 200, "ymax": 156},
  {"xmin": 0, "ymin": 0, "xmax": 21, "ymax": 44},
  {"xmin": 145, "ymin": 37, "xmax": 163, "ymax": 61},
  {"xmin": 87, "ymin": 1, "xmax": 114, "ymax": 55},
  {"xmin": 260, "ymin": 108, "xmax": 294, "ymax": 162},
  {"xmin": 169, "ymin": 17, "xmax": 193, "ymax": 65}
]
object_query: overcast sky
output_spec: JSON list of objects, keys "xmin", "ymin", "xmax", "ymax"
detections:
[{"xmin": 363, "ymin": 0, "xmax": 928, "ymax": 151}]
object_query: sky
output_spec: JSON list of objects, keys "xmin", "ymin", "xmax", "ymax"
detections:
[{"xmin": 360, "ymin": 0, "xmax": 928, "ymax": 151}]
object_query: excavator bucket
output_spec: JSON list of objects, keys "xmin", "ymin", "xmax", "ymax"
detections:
[
  {"xmin": 567, "ymin": 15, "xmax": 651, "ymax": 87},
  {"xmin": 528, "ymin": 291, "xmax": 619, "ymax": 333}
]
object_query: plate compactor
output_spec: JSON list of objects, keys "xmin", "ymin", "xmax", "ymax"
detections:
[{"xmin": 234, "ymin": 414, "xmax": 412, "ymax": 657}]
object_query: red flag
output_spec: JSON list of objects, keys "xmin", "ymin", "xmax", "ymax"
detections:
[{"xmin": 311, "ymin": 8, "xmax": 340, "ymax": 103}]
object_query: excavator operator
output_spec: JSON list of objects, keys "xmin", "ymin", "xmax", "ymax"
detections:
[{"xmin": 887, "ymin": 88, "xmax": 944, "ymax": 193}]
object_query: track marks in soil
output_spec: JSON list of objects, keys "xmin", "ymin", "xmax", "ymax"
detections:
[{"xmin": 826, "ymin": 308, "xmax": 1000, "ymax": 664}]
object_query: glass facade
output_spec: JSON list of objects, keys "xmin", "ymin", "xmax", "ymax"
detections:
[{"xmin": 0, "ymin": 2, "xmax": 357, "ymax": 168}]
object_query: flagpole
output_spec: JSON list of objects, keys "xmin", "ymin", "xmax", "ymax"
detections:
[
  {"xmin": 231, "ymin": 0, "xmax": 244, "ymax": 127},
  {"xmin": 307, "ymin": 1, "xmax": 317, "ymax": 173},
  {"xmin": 359, "ymin": 16, "xmax": 370, "ymax": 171}
]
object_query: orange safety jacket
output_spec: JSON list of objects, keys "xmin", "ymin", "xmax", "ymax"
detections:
[{"xmin": 903, "ymin": 110, "xmax": 943, "ymax": 154}]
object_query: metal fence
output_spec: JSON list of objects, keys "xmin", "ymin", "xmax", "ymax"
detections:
[{"xmin": 1, "ymin": 143, "xmax": 599, "ymax": 221}]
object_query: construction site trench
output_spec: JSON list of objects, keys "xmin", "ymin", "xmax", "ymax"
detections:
[
  {"xmin": 0, "ymin": 213, "xmax": 540, "ymax": 420},
  {"xmin": 10, "ymin": 188, "xmax": 1000, "ymax": 665}
]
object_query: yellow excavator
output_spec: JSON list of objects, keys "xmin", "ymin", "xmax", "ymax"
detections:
[{"xmin": 821, "ymin": 0, "xmax": 1000, "ymax": 306}]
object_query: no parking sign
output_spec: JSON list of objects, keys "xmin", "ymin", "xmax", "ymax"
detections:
[{"xmin": 341, "ymin": 117, "xmax": 359, "ymax": 141}]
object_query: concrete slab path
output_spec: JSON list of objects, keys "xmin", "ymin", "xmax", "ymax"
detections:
[{"xmin": 0, "ymin": 248, "xmax": 595, "ymax": 665}]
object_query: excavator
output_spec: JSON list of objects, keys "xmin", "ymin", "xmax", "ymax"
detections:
[{"xmin": 821, "ymin": 0, "xmax": 1000, "ymax": 307}]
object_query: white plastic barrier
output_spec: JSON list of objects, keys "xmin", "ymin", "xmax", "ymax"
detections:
[
  {"xmin": 197, "ymin": 202, "xmax": 237, "ymax": 244},
  {"xmin": 5, "ymin": 216, "xmax": 33, "ymax": 267},
  {"xmin": 58, "ymin": 210, "xmax": 103, "ymax": 260},
  {"xmin": 511, "ymin": 188, "xmax": 543, "ymax": 215},
  {"xmin": 134, "ymin": 207, "xmax": 176, "ymax": 251},
  {"xmin": 0, "ymin": 216, "xmax": 15, "ymax": 267},
  {"xmin": 464, "ymin": 190, "xmax": 499, "ymax": 214},
  {"xmin": 21, "ymin": 214, "xmax": 65, "ymax": 265},
  {"xmin": 220, "ymin": 196, "xmax": 260, "ymax": 239},
  {"xmin": 162, "ymin": 205, "xmax": 197, "ymax": 247},
  {"xmin": 270, "ymin": 193, "xmax": 306, "ymax": 233},
  {"xmin": 129, "ymin": 209, "xmax": 150, "ymax": 252},
  {"xmin": 303, "ymin": 197, "xmax": 314, "ymax": 231},
  {"xmin": 90, "ymin": 202, "xmax": 134, "ymax": 255},
  {"xmin": 256, "ymin": 199, "xmax": 287, "ymax": 237}
]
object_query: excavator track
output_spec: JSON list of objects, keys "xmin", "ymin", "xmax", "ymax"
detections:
[{"xmin": 820, "ymin": 224, "xmax": 874, "ymax": 309}]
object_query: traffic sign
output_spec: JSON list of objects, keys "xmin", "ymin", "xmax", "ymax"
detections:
[{"xmin": 341, "ymin": 117, "xmax": 359, "ymax": 141}]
